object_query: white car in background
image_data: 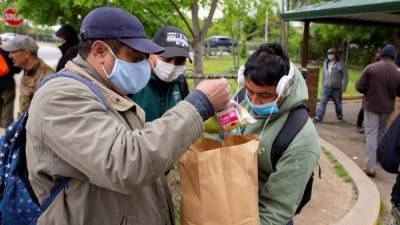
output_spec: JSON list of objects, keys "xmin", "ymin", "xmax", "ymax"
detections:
[{"xmin": 0, "ymin": 32, "xmax": 19, "ymax": 44}]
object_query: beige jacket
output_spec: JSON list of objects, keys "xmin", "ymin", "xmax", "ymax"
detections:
[{"xmin": 26, "ymin": 56, "xmax": 203, "ymax": 225}]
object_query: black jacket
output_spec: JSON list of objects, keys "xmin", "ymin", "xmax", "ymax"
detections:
[
  {"xmin": 0, "ymin": 48, "xmax": 21, "ymax": 89},
  {"xmin": 56, "ymin": 42, "xmax": 79, "ymax": 71},
  {"xmin": 56, "ymin": 25, "xmax": 79, "ymax": 72}
]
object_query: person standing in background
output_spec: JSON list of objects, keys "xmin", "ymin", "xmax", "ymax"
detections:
[
  {"xmin": 0, "ymin": 38, "xmax": 21, "ymax": 127},
  {"xmin": 314, "ymin": 48, "xmax": 348, "ymax": 122},
  {"xmin": 55, "ymin": 25, "xmax": 79, "ymax": 71},
  {"xmin": 2, "ymin": 35, "xmax": 54, "ymax": 114},
  {"xmin": 356, "ymin": 44, "xmax": 400, "ymax": 177},
  {"xmin": 356, "ymin": 52, "xmax": 381, "ymax": 134}
]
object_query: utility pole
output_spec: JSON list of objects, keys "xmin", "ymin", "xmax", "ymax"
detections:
[
  {"xmin": 264, "ymin": 9, "xmax": 269, "ymax": 43},
  {"xmin": 280, "ymin": 0, "xmax": 289, "ymax": 52}
]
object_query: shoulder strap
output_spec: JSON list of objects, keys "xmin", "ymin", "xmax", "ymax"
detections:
[
  {"xmin": 271, "ymin": 105, "xmax": 309, "ymax": 171},
  {"xmin": 35, "ymin": 71, "xmax": 109, "ymax": 209},
  {"xmin": 37, "ymin": 71, "xmax": 110, "ymax": 111},
  {"xmin": 40, "ymin": 177, "xmax": 71, "ymax": 210},
  {"xmin": 177, "ymin": 74, "xmax": 190, "ymax": 98}
]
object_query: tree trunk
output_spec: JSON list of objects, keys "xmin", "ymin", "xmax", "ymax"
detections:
[{"xmin": 192, "ymin": 39, "xmax": 204, "ymax": 74}]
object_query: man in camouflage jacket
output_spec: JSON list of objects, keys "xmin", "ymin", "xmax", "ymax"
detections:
[{"xmin": 2, "ymin": 35, "xmax": 54, "ymax": 113}]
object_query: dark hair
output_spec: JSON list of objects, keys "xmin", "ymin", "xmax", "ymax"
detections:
[
  {"xmin": 244, "ymin": 43, "xmax": 290, "ymax": 86},
  {"xmin": 78, "ymin": 39, "xmax": 125, "ymax": 59},
  {"xmin": 55, "ymin": 25, "xmax": 79, "ymax": 43}
]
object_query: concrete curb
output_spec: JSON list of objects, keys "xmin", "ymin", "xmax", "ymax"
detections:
[{"xmin": 319, "ymin": 138, "xmax": 380, "ymax": 225}]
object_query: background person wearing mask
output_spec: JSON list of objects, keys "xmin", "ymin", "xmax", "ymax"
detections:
[
  {"xmin": 55, "ymin": 24, "xmax": 80, "ymax": 71},
  {"xmin": 242, "ymin": 43, "xmax": 320, "ymax": 225},
  {"xmin": 356, "ymin": 44, "xmax": 400, "ymax": 177},
  {"xmin": 0, "ymin": 38, "xmax": 21, "ymax": 127},
  {"xmin": 131, "ymin": 26, "xmax": 190, "ymax": 122},
  {"xmin": 2, "ymin": 35, "xmax": 54, "ymax": 114},
  {"xmin": 314, "ymin": 47, "xmax": 348, "ymax": 122},
  {"xmin": 26, "ymin": 7, "xmax": 230, "ymax": 224}
]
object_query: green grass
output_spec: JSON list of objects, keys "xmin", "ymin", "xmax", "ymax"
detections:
[
  {"xmin": 323, "ymin": 148, "xmax": 353, "ymax": 183},
  {"xmin": 187, "ymin": 56, "xmax": 246, "ymax": 74},
  {"xmin": 378, "ymin": 200, "xmax": 388, "ymax": 225},
  {"xmin": 186, "ymin": 56, "xmax": 363, "ymax": 97}
]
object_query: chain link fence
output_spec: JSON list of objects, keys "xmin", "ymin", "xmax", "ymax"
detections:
[{"xmin": 169, "ymin": 74, "xmax": 238, "ymax": 225}]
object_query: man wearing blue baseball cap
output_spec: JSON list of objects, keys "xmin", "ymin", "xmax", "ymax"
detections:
[{"xmin": 26, "ymin": 6, "xmax": 230, "ymax": 224}]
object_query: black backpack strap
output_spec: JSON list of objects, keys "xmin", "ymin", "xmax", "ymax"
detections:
[
  {"xmin": 271, "ymin": 105, "xmax": 309, "ymax": 170},
  {"xmin": 177, "ymin": 74, "xmax": 190, "ymax": 98}
]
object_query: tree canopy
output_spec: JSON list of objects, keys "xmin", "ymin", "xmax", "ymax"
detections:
[{"xmin": 0, "ymin": 0, "xmax": 395, "ymax": 69}]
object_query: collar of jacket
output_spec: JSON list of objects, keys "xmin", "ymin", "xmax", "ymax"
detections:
[
  {"xmin": 63, "ymin": 56, "xmax": 144, "ymax": 117},
  {"xmin": 25, "ymin": 59, "xmax": 42, "ymax": 76}
]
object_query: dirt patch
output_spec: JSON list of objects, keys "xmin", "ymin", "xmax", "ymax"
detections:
[{"xmin": 294, "ymin": 151, "xmax": 357, "ymax": 225}]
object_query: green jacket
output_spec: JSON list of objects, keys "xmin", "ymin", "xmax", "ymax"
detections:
[
  {"xmin": 131, "ymin": 73, "xmax": 188, "ymax": 122},
  {"xmin": 243, "ymin": 66, "xmax": 321, "ymax": 225}
]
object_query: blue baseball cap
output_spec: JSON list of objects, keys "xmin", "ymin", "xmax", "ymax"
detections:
[
  {"xmin": 80, "ymin": 7, "xmax": 164, "ymax": 54},
  {"xmin": 381, "ymin": 44, "xmax": 397, "ymax": 60}
]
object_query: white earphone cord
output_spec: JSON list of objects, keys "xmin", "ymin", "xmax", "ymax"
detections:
[{"xmin": 258, "ymin": 96, "xmax": 280, "ymax": 139}]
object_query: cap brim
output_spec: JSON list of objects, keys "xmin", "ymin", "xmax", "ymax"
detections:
[
  {"xmin": 119, "ymin": 38, "xmax": 164, "ymax": 54},
  {"xmin": 1, "ymin": 43, "xmax": 18, "ymax": 52},
  {"xmin": 162, "ymin": 46, "xmax": 191, "ymax": 59}
]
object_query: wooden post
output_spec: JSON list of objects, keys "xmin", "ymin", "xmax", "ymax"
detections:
[
  {"xmin": 306, "ymin": 68, "xmax": 319, "ymax": 117},
  {"xmin": 301, "ymin": 21, "xmax": 310, "ymax": 68}
]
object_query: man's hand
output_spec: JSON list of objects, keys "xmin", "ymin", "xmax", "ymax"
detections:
[{"xmin": 195, "ymin": 78, "xmax": 231, "ymax": 112}]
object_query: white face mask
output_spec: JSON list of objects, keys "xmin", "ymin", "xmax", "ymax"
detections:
[
  {"xmin": 327, "ymin": 54, "xmax": 336, "ymax": 61},
  {"xmin": 154, "ymin": 59, "xmax": 185, "ymax": 82}
]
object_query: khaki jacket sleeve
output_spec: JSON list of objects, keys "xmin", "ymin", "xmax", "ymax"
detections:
[{"xmin": 39, "ymin": 82, "xmax": 203, "ymax": 194}]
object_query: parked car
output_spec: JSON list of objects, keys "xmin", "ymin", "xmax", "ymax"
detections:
[
  {"xmin": 0, "ymin": 32, "xmax": 18, "ymax": 44},
  {"xmin": 204, "ymin": 36, "xmax": 237, "ymax": 49}
]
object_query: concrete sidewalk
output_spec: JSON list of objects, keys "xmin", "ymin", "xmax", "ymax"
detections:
[{"xmin": 314, "ymin": 100, "xmax": 397, "ymax": 223}]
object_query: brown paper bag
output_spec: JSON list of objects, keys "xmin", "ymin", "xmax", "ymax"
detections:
[{"xmin": 180, "ymin": 134, "xmax": 260, "ymax": 225}]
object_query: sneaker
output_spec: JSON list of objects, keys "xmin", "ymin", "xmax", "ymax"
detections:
[
  {"xmin": 337, "ymin": 116, "xmax": 343, "ymax": 121},
  {"xmin": 313, "ymin": 117, "xmax": 321, "ymax": 123},
  {"xmin": 363, "ymin": 169, "xmax": 376, "ymax": 177}
]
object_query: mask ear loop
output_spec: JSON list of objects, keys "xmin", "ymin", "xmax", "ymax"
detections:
[
  {"xmin": 100, "ymin": 43, "xmax": 117, "ymax": 78},
  {"xmin": 258, "ymin": 96, "xmax": 279, "ymax": 135}
]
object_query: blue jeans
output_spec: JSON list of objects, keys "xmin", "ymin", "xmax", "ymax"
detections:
[{"xmin": 316, "ymin": 87, "xmax": 343, "ymax": 120}]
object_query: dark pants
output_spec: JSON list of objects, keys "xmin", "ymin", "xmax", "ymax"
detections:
[
  {"xmin": 316, "ymin": 87, "xmax": 343, "ymax": 120},
  {"xmin": 0, "ymin": 86, "xmax": 15, "ymax": 128},
  {"xmin": 357, "ymin": 106, "xmax": 364, "ymax": 128},
  {"xmin": 287, "ymin": 220, "xmax": 294, "ymax": 225}
]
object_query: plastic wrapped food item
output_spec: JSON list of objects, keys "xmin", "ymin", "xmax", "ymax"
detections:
[
  {"xmin": 216, "ymin": 106, "xmax": 241, "ymax": 132},
  {"xmin": 204, "ymin": 100, "xmax": 256, "ymax": 135}
]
